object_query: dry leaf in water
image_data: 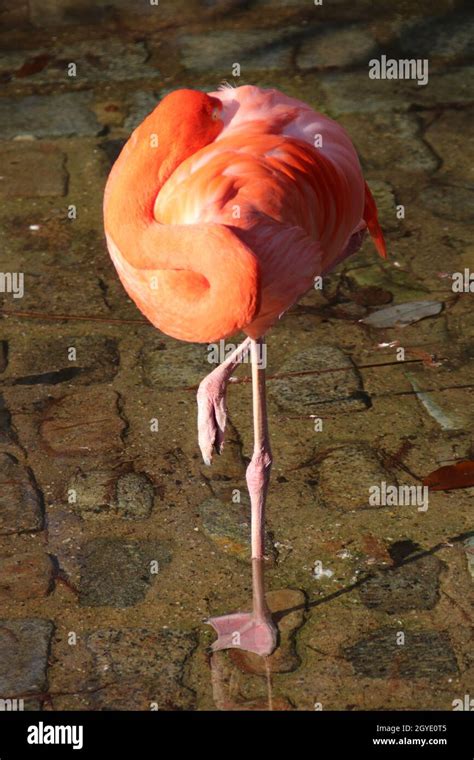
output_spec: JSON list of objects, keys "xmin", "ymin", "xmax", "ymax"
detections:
[
  {"xmin": 423, "ymin": 461, "xmax": 474, "ymax": 491},
  {"xmin": 361, "ymin": 300, "xmax": 443, "ymax": 328}
]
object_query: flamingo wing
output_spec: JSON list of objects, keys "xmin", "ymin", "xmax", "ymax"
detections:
[{"xmin": 153, "ymin": 131, "xmax": 349, "ymax": 335}]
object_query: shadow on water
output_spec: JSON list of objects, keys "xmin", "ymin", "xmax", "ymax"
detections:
[{"xmin": 273, "ymin": 529, "xmax": 474, "ymax": 624}]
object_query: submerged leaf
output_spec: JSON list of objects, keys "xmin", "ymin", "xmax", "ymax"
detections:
[
  {"xmin": 405, "ymin": 372, "xmax": 458, "ymax": 430},
  {"xmin": 15, "ymin": 54, "xmax": 52, "ymax": 78},
  {"xmin": 465, "ymin": 537, "xmax": 474, "ymax": 583},
  {"xmin": 423, "ymin": 461, "xmax": 474, "ymax": 491},
  {"xmin": 351, "ymin": 285, "xmax": 393, "ymax": 307},
  {"xmin": 361, "ymin": 300, "xmax": 443, "ymax": 328}
]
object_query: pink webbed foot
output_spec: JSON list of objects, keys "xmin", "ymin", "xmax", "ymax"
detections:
[
  {"xmin": 197, "ymin": 372, "xmax": 232, "ymax": 465},
  {"xmin": 207, "ymin": 612, "xmax": 278, "ymax": 657}
]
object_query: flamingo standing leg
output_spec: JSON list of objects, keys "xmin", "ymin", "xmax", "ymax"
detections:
[{"xmin": 208, "ymin": 337, "xmax": 278, "ymax": 657}]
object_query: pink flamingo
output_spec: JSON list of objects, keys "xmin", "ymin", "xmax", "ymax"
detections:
[{"xmin": 103, "ymin": 84, "xmax": 386, "ymax": 657}]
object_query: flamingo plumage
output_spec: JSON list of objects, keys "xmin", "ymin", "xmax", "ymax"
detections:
[{"xmin": 104, "ymin": 84, "xmax": 386, "ymax": 657}]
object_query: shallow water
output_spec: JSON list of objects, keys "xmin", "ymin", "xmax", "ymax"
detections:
[{"xmin": 0, "ymin": 0, "xmax": 472, "ymax": 711}]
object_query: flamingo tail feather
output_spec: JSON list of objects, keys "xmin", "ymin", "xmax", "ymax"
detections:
[{"xmin": 363, "ymin": 181, "xmax": 387, "ymax": 259}]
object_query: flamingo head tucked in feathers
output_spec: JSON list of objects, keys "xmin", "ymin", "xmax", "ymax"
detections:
[
  {"xmin": 157, "ymin": 89, "xmax": 223, "ymax": 135},
  {"xmin": 147, "ymin": 90, "xmax": 224, "ymax": 186}
]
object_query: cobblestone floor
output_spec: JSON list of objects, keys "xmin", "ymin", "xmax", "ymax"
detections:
[{"xmin": 0, "ymin": 0, "xmax": 472, "ymax": 711}]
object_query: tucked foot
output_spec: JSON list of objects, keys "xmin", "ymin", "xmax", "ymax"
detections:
[
  {"xmin": 207, "ymin": 612, "xmax": 278, "ymax": 656},
  {"xmin": 197, "ymin": 376, "xmax": 228, "ymax": 465}
]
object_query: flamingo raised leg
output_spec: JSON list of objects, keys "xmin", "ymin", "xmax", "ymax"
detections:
[{"xmin": 197, "ymin": 337, "xmax": 251, "ymax": 465}]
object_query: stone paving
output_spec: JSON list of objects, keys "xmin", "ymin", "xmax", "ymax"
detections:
[{"xmin": 0, "ymin": 0, "xmax": 472, "ymax": 711}]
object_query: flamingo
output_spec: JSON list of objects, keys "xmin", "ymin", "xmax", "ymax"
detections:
[{"xmin": 103, "ymin": 84, "xmax": 386, "ymax": 657}]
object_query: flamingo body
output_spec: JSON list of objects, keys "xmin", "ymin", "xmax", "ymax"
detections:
[{"xmin": 104, "ymin": 85, "xmax": 385, "ymax": 343}]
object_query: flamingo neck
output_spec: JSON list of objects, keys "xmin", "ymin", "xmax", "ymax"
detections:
[{"xmin": 136, "ymin": 144, "xmax": 182, "ymax": 221}]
